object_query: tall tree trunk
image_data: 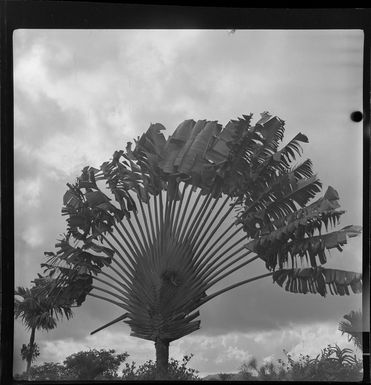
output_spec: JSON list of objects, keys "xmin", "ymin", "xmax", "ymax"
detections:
[
  {"xmin": 155, "ymin": 338, "xmax": 170, "ymax": 380},
  {"xmin": 26, "ymin": 327, "xmax": 36, "ymax": 380}
]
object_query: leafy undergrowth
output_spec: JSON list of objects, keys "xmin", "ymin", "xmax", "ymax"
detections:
[
  {"xmin": 236, "ymin": 344, "xmax": 363, "ymax": 382},
  {"xmin": 14, "ymin": 350, "xmax": 200, "ymax": 381},
  {"xmin": 121, "ymin": 354, "xmax": 199, "ymax": 380},
  {"xmin": 13, "ymin": 344, "xmax": 363, "ymax": 381}
]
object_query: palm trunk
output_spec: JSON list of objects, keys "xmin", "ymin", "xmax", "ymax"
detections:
[
  {"xmin": 155, "ymin": 338, "xmax": 169, "ymax": 380},
  {"xmin": 26, "ymin": 327, "xmax": 36, "ymax": 380}
]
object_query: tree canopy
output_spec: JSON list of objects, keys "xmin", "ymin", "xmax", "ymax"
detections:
[{"xmin": 63, "ymin": 348, "xmax": 128, "ymax": 380}]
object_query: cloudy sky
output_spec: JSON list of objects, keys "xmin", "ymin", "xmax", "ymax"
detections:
[{"xmin": 13, "ymin": 29, "xmax": 364, "ymax": 377}]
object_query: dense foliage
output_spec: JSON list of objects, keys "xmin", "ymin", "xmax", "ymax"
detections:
[
  {"xmin": 20, "ymin": 342, "xmax": 39, "ymax": 363},
  {"xmin": 238, "ymin": 345, "xmax": 363, "ymax": 381},
  {"xmin": 14, "ymin": 362, "xmax": 73, "ymax": 381},
  {"xmin": 63, "ymin": 348, "xmax": 128, "ymax": 380},
  {"xmin": 121, "ymin": 354, "xmax": 199, "ymax": 380},
  {"xmin": 14, "ymin": 349, "xmax": 198, "ymax": 381}
]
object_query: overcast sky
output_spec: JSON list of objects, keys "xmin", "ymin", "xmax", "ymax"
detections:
[{"xmin": 13, "ymin": 29, "xmax": 363, "ymax": 377}]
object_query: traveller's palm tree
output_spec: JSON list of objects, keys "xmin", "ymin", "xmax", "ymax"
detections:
[
  {"xmin": 36, "ymin": 112, "xmax": 362, "ymax": 379},
  {"xmin": 339, "ymin": 310, "xmax": 363, "ymax": 350},
  {"xmin": 14, "ymin": 284, "xmax": 73, "ymax": 378}
]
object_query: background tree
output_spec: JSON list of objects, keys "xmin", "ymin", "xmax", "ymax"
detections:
[
  {"xmin": 63, "ymin": 348, "xmax": 128, "ymax": 380},
  {"xmin": 14, "ymin": 284, "xmax": 73, "ymax": 379},
  {"xmin": 36, "ymin": 112, "xmax": 362, "ymax": 379},
  {"xmin": 339, "ymin": 310, "xmax": 363, "ymax": 350},
  {"xmin": 239, "ymin": 357, "xmax": 258, "ymax": 380}
]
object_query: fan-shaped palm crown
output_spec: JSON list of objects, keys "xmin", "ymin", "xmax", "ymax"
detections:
[{"xmin": 37, "ymin": 112, "xmax": 362, "ymax": 344}]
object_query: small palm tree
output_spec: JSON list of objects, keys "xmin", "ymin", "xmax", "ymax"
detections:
[
  {"xmin": 37, "ymin": 112, "xmax": 362, "ymax": 379},
  {"xmin": 339, "ymin": 310, "xmax": 363, "ymax": 350},
  {"xmin": 14, "ymin": 284, "xmax": 73, "ymax": 379}
]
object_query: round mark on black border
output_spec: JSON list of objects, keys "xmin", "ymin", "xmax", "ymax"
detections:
[{"xmin": 350, "ymin": 111, "xmax": 363, "ymax": 122}]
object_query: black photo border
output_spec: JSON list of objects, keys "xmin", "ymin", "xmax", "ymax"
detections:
[{"xmin": 1, "ymin": 3, "xmax": 370, "ymax": 384}]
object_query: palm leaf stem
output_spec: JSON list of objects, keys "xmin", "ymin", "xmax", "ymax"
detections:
[
  {"xmin": 91, "ymin": 285, "xmax": 129, "ymax": 304},
  {"xmin": 113, "ymin": 222, "xmax": 142, "ymax": 267},
  {"xmin": 153, "ymin": 190, "xmax": 160, "ymax": 235},
  {"xmin": 174, "ymin": 183, "xmax": 194, "ymax": 240},
  {"xmin": 196, "ymin": 228, "xmax": 247, "ymax": 277},
  {"xmin": 137, "ymin": 198, "xmax": 153, "ymax": 250},
  {"xmin": 192, "ymin": 197, "xmax": 237, "ymax": 261},
  {"xmin": 186, "ymin": 193, "xmax": 218, "ymax": 247},
  {"xmin": 100, "ymin": 236, "xmax": 134, "ymax": 286},
  {"xmin": 159, "ymin": 188, "xmax": 165, "ymax": 236},
  {"xmin": 195, "ymin": 224, "xmax": 243, "ymax": 272},
  {"xmin": 206, "ymin": 254, "xmax": 258, "ymax": 288},
  {"xmin": 144, "ymin": 194, "xmax": 157, "ymax": 250},
  {"xmin": 167, "ymin": 181, "xmax": 181, "ymax": 232},
  {"xmin": 184, "ymin": 250, "xmax": 255, "ymax": 301},
  {"xmin": 92, "ymin": 275, "xmax": 129, "ymax": 298},
  {"xmin": 90, "ymin": 313, "xmax": 129, "ymax": 335},
  {"xmin": 200, "ymin": 245, "xmax": 249, "ymax": 283},
  {"xmin": 201, "ymin": 272, "xmax": 273, "ymax": 305},
  {"xmin": 114, "ymin": 222, "xmax": 141, "ymax": 267},
  {"xmin": 164, "ymin": 182, "xmax": 172, "ymax": 232},
  {"xmin": 125, "ymin": 217, "xmax": 148, "ymax": 259},
  {"xmin": 171, "ymin": 182, "xmax": 189, "ymax": 236},
  {"xmin": 133, "ymin": 208, "xmax": 152, "ymax": 258},
  {"xmin": 153, "ymin": 192, "xmax": 162, "ymax": 265},
  {"xmin": 178, "ymin": 188, "xmax": 204, "ymax": 244},
  {"xmin": 92, "ymin": 285, "xmax": 148, "ymax": 315},
  {"xmin": 144, "ymin": 196, "xmax": 159, "ymax": 270},
  {"xmin": 100, "ymin": 271, "xmax": 132, "ymax": 293},
  {"xmin": 104, "ymin": 231, "xmax": 136, "ymax": 276},
  {"xmin": 87, "ymin": 292, "xmax": 128, "ymax": 310}
]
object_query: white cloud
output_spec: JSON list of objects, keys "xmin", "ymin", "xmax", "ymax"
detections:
[
  {"xmin": 14, "ymin": 42, "xmax": 48, "ymax": 103},
  {"xmin": 223, "ymin": 346, "xmax": 252, "ymax": 363},
  {"xmin": 262, "ymin": 354, "xmax": 275, "ymax": 363},
  {"xmin": 14, "ymin": 177, "xmax": 41, "ymax": 209},
  {"xmin": 21, "ymin": 226, "xmax": 44, "ymax": 248}
]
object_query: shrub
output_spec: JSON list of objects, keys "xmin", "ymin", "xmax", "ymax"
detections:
[
  {"xmin": 239, "ymin": 345, "xmax": 363, "ymax": 382},
  {"xmin": 283, "ymin": 345, "xmax": 363, "ymax": 381},
  {"xmin": 122, "ymin": 354, "xmax": 199, "ymax": 380},
  {"xmin": 14, "ymin": 362, "xmax": 74, "ymax": 381}
]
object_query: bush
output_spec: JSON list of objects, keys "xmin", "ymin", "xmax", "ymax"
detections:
[
  {"xmin": 14, "ymin": 362, "xmax": 74, "ymax": 381},
  {"xmin": 122, "ymin": 354, "xmax": 199, "ymax": 380},
  {"xmin": 64, "ymin": 348, "xmax": 129, "ymax": 380},
  {"xmin": 239, "ymin": 345, "xmax": 363, "ymax": 382},
  {"xmin": 218, "ymin": 372, "xmax": 233, "ymax": 381},
  {"xmin": 15, "ymin": 349, "xmax": 129, "ymax": 381},
  {"xmin": 239, "ymin": 357, "xmax": 286, "ymax": 381},
  {"xmin": 282, "ymin": 345, "xmax": 363, "ymax": 381}
]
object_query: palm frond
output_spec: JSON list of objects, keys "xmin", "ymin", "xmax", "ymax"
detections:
[
  {"xmin": 272, "ymin": 267, "xmax": 362, "ymax": 297},
  {"xmin": 14, "ymin": 282, "xmax": 73, "ymax": 332}
]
